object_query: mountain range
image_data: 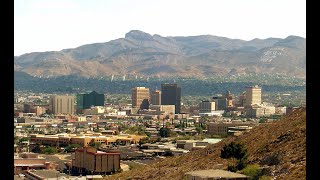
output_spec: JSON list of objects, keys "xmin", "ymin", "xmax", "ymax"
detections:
[{"xmin": 14, "ymin": 30, "xmax": 306, "ymax": 78}]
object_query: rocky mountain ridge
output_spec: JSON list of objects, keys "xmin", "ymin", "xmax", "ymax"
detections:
[{"xmin": 14, "ymin": 30, "xmax": 306, "ymax": 78}]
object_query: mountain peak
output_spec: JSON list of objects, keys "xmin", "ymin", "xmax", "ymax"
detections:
[
  {"xmin": 125, "ymin": 30, "xmax": 153, "ymax": 40},
  {"xmin": 274, "ymin": 35, "xmax": 306, "ymax": 49},
  {"xmin": 285, "ymin": 35, "xmax": 305, "ymax": 40}
]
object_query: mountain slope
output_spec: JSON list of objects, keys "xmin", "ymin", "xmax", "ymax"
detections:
[
  {"xmin": 106, "ymin": 108, "xmax": 306, "ymax": 180},
  {"xmin": 14, "ymin": 30, "xmax": 306, "ymax": 78}
]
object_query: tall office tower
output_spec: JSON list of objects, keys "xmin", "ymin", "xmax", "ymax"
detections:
[
  {"xmin": 151, "ymin": 90, "xmax": 161, "ymax": 105},
  {"xmin": 50, "ymin": 95, "xmax": 75, "ymax": 114},
  {"xmin": 132, "ymin": 87, "xmax": 150, "ymax": 109},
  {"xmin": 161, "ymin": 83, "xmax": 181, "ymax": 114},
  {"xmin": 245, "ymin": 85, "xmax": 262, "ymax": 106},
  {"xmin": 199, "ymin": 100, "xmax": 216, "ymax": 113},
  {"xmin": 225, "ymin": 91, "xmax": 234, "ymax": 107},
  {"xmin": 76, "ymin": 91, "xmax": 105, "ymax": 110},
  {"xmin": 238, "ymin": 92, "xmax": 246, "ymax": 107},
  {"xmin": 212, "ymin": 96, "xmax": 227, "ymax": 110}
]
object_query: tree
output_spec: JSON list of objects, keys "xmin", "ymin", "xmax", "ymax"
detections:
[
  {"xmin": 139, "ymin": 137, "xmax": 150, "ymax": 146},
  {"xmin": 174, "ymin": 124, "xmax": 182, "ymax": 129},
  {"xmin": 19, "ymin": 137, "xmax": 30, "ymax": 143},
  {"xmin": 31, "ymin": 144, "xmax": 41, "ymax": 153},
  {"xmin": 159, "ymin": 127, "xmax": 171, "ymax": 137},
  {"xmin": 89, "ymin": 142, "xmax": 101, "ymax": 149},
  {"xmin": 195, "ymin": 127, "xmax": 203, "ymax": 134},
  {"xmin": 145, "ymin": 132, "xmax": 151, "ymax": 137},
  {"xmin": 42, "ymin": 146, "xmax": 58, "ymax": 154},
  {"xmin": 220, "ymin": 141, "xmax": 248, "ymax": 160},
  {"xmin": 65, "ymin": 144, "xmax": 81, "ymax": 153},
  {"xmin": 93, "ymin": 128, "xmax": 100, "ymax": 132},
  {"xmin": 220, "ymin": 141, "xmax": 248, "ymax": 171}
]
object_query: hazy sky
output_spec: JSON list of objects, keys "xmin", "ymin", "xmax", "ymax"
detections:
[{"xmin": 14, "ymin": 0, "xmax": 306, "ymax": 56}]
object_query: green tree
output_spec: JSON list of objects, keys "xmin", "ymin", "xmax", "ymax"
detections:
[
  {"xmin": 145, "ymin": 132, "xmax": 151, "ymax": 137},
  {"xmin": 31, "ymin": 144, "xmax": 41, "ymax": 153},
  {"xmin": 89, "ymin": 142, "xmax": 101, "ymax": 149},
  {"xmin": 195, "ymin": 127, "xmax": 203, "ymax": 134},
  {"xmin": 220, "ymin": 141, "xmax": 248, "ymax": 171},
  {"xmin": 159, "ymin": 127, "xmax": 171, "ymax": 137},
  {"xmin": 93, "ymin": 128, "xmax": 101, "ymax": 132},
  {"xmin": 174, "ymin": 124, "xmax": 182, "ymax": 129},
  {"xmin": 19, "ymin": 137, "xmax": 30, "ymax": 143},
  {"xmin": 220, "ymin": 141, "xmax": 248, "ymax": 161},
  {"xmin": 42, "ymin": 146, "xmax": 58, "ymax": 154},
  {"xmin": 139, "ymin": 137, "xmax": 150, "ymax": 146},
  {"xmin": 65, "ymin": 144, "xmax": 81, "ymax": 153}
]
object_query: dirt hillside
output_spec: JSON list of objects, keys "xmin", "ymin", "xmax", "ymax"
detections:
[{"xmin": 106, "ymin": 108, "xmax": 306, "ymax": 180}]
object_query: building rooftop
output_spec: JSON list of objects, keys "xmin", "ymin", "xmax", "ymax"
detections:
[
  {"xmin": 28, "ymin": 170, "xmax": 70, "ymax": 179},
  {"xmin": 13, "ymin": 175, "xmax": 24, "ymax": 180},
  {"xmin": 14, "ymin": 164, "xmax": 46, "ymax": 167},
  {"xmin": 202, "ymin": 138, "xmax": 223, "ymax": 144},
  {"xmin": 246, "ymin": 85, "xmax": 261, "ymax": 89},
  {"xmin": 185, "ymin": 169, "xmax": 248, "ymax": 178}
]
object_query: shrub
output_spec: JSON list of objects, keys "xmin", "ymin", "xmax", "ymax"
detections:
[
  {"xmin": 227, "ymin": 164, "xmax": 238, "ymax": 172},
  {"xmin": 159, "ymin": 127, "xmax": 171, "ymax": 137},
  {"xmin": 236, "ymin": 160, "xmax": 247, "ymax": 170},
  {"xmin": 241, "ymin": 164, "xmax": 262, "ymax": 180},
  {"xmin": 261, "ymin": 153, "xmax": 281, "ymax": 165},
  {"xmin": 259, "ymin": 175, "xmax": 273, "ymax": 180},
  {"xmin": 220, "ymin": 141, "xmax": 248, "ymax": 161}
]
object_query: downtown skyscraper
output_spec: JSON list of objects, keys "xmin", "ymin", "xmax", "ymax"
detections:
[{"xmin": 161, "ymin": 83, "xmax": 181, "ymax": 114}]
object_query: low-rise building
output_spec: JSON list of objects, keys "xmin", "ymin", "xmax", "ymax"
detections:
[
  {"xmin": 228, "ymin": 126, "xmax": 253, "ymax": 136},
  {"xmin": 14, "ymin": 153, "xmax": 58, "ymax": 175},
  {"xmin": 24, "ymin": 170, "xmax": 75, "ymax": 180},
  {"xmin": 30, "ymin": 133, "xmax": 147, "ymax": 147},
  {"xmin": 176, "ymin": 139, "xmax": 222, "ymax": 151},
  {"xmin": 72, "ymin": 147, "xmax": 120, "ymax": 175},
  {"xmin": 149, "ymin": 105, "xmax": 175, "ymax": 115},
  {"xmin": 206, "ymin": 121, "xmax": 256, "ymax": 135},
  {"xmin": 77, "ymin": 116, "xmax": 87, "ymax": 122},
  {"xmin": 245, "ymin": 104, "xmax": 276, "ymax": 118},
  {"xmin": 199, "ymin": 110, "xmax": 225, "ymax": 117},
  {"xmin": 275, "ymin": 106, "xmax": 287, "ymax": 115}
]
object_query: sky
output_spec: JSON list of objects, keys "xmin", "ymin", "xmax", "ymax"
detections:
[{"xmin": 14, "ymin": 0, "xmax": 306, "ymax": 56}]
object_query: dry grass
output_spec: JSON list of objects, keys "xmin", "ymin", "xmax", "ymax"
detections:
[{"xmin": 106, "ymin": 108, "xmax": 306, "ymax": 180}]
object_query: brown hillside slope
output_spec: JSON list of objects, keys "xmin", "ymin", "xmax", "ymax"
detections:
[{"xmin": 106, "ymin": 108, "xmax": 306, "ymax": 180}]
